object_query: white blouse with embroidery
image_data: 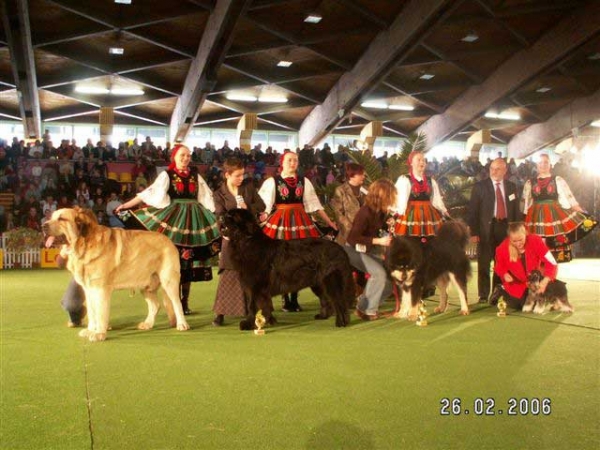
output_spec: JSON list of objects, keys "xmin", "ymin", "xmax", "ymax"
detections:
[
  {"xmin": 136, "ymin": 170, "xmax": 215, "ymax": 212},
  {"xmin": 394, "ymin": 175, "xmax": 448, "ymax": 216},
  {"xmin": 522, "ymin": 176, "xmax": 579, "ymax": 213},
  {"xmin": 258, "ymin": 176, "xmax": 323, "ymax": 214}
]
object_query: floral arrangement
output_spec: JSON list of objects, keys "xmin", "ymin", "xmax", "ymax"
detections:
[{"xmin": 4, "ymin": 227, "xmax": 43, "ymax": 253}]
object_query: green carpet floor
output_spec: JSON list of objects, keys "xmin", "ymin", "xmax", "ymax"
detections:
[{"xmin": 1, "ymin": 266, "xmax": 599, "ymax": 450}]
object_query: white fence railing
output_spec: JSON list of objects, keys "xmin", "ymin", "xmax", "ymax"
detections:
[{"xmin": 1, "ymin": 234, "xmax": 42, "ymax": 269}]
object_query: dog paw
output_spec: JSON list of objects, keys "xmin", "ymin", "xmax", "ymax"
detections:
[
  {"xmin": 314, "ymin": 313, "xmax": 329, "ymax": 320},
  {"xmin": 533, "ymin": 305, "xmax": 545, "ymax": 315},
  {"xmin": 79, "ymin": 329, "xmax": 92, "ymax": 338},
  {"xmin": 407, "ymin": 314, "xmax": 418, "ymax": 322},
  {"xmin": 434, "ymin": 306, "xmax": 447, "ymax": 314},
  {"xmin": 459, "ymin": 309, "xmax": 470, "ymax": 316},
  {"xmin": 89, "ymin": 332, "xmax": 107, "ymax": 342},
  {"xmin": 137, "ymin": 322, "xmax": 153, "ymax": 330},
  {"xmin": 176, "ymin": 321, "xmax": 190, "ymax": 331}
]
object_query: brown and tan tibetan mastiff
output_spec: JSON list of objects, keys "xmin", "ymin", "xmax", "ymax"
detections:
[
  {"xmin": 43, "ymin": 207, "xmax": 189, "ymax": 341},
  {"xmin": 387, "ymin": 221, "xmax": 472, "ymax": 320},
  {"xmin": 221, "ymin": 208, "xmax": 354, "ymax": 330}
]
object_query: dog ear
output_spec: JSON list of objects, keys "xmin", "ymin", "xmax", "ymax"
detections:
[{"xmin": 75, "ymin": 208, "xmax": 97, "ymax": 238}]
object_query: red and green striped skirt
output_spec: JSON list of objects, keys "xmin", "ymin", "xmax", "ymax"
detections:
[
  {"xmin": 263, "ymin": 203, "xmax": 321, "ymax": 240},
  {"xmin": 525, "ymin": 200, "xmax": 597, "ymax": 246},
  {"xmin": 394, "ymin": 200, "xmax": 444, "ymax": 237}
]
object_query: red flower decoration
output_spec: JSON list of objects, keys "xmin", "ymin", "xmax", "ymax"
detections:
[
  {"xmin": 295, "ymin": 186, "xmax": 303, "ymax": 197},
  {"xmin": 175, "ymin": 181, "xmax": 184, "ymax": 193},
  {"xmin": 189, "ymin": 181, "xmax": 197, "ymax": 193},
  {"xmin": 281, "ymin": 186, "xmax": 289, "ymax": 196},
  {"xmin": 546, "ymin": 185, "xmax": 554, "ymax": 194},
  {"xmin": 421, "ymin": 237, "xmax": 427, "ymax": 243},
  {"xmin": 181, "ymin": 249, "xmax": 192, "ymax": 260}
]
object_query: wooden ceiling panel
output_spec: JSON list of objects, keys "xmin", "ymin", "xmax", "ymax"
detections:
[
  {"xmin": 0, "ymin": 91, "xmax": 20, "ymax": 110},
  {"xmin": 0, "ymin": 48, "xmax": 13, "ymax": 83},
  {"xmin": 120, "ymin": 97, "xmax": 178, "ymax": 119},
  {"xmin": 38, "ymin": 90, "xmax": 82, "ymax": 112},
  {"xmin": 128, "ymin": 12, "xmax": 210, "ymax": 56}
]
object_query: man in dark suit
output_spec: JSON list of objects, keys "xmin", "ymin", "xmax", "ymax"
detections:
[{"xmin": 467, "ymin": 158, "xmax": 521, "ymax": 303}]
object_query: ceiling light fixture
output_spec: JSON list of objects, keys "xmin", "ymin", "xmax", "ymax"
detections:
[
  {"xmin": 304, "ymin": 14, "xmax": 322, "ymax": 24},
  {"xmin": 277, "ymin": 60, "xmax": 293, "ymax": 67},
  {"xmin": 388, "ymin": 104, "xmax": 415, "ymax": 111},
  {"xmin": 536, "ymin": 87, "xmax": 552, "ymax": 93},
  {"xmin": 419, "ymin": 73, "xmax": 435, "ymax": 80},
  {"xmin": 226, "ymin": 93, "xmax": 258, "ymax": 102},
  {"xmin": 114, "ymin": 0, "xmax": 132, "ymax": 4},
  {"xmin": 258, "ymin": 96, "xmax": 288, "ymax": 103},
  {"xmin": 110, "ymin": 88, "xmax": 144, "ymax": 96},
  {"xmin": 109, "ymin": 47, "xmax": 124, "ymax": 55},
  {"xmin": 590, "ymin": 120, "xmax": 600, "ymax": 127},
  {"xmin": 361, "ymin": 102, "xmax": 414, "ymax": 111},
  {"xmin": 587, "ymin": 52, "xmax": 600, "ymax": 60},
  {"xmin": 461, "ymin": 32, "xmax": 479, "ymax": 43},
  {"xmin": 75, "ymin": 86, "xmax": 110, "ymax": 94},
  {"xmin": 484, "ymin": 111, "xmax": 521, "ymax": 121},
  {"xmin": 361, "ymin": 101, "xmax": 388, "ymax": 109}
]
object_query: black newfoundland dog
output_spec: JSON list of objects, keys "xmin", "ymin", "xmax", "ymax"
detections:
[
  {"xmin": 221, "ymin": 208, "xmax": 355, "ymax": 330},
  {"xmin": 387, "ymin": 221, "xmax": 472, "ymax": 319}
]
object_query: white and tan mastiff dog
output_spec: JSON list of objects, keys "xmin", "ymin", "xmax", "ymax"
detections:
[{"xmin": 43, "ymin": 207, "xmax": 189, "ymax": 341}]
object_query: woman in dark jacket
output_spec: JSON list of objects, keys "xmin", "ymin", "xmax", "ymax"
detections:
[{"xmin": 211, "ymin": 158, "xmax": 266, "ymax": 327}]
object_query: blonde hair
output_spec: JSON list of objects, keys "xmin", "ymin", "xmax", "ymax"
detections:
[
  {"xmin": 508, "ymin": 222, "xmax": 527, "ymax": 262},
  {"xmin": 365, "ymin": 178, "xmax": 397, "ymax": 214}
]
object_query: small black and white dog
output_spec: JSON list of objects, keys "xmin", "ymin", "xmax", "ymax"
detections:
[
  {"xmin": 523, "ymin": 270, "xmax": 573, "ymax": 314},
  {"xmin": 387, "ymin": 221, "xmax": 472, "ymax": 320}
]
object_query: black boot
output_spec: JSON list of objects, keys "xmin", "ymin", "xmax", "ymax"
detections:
[
  {"xmin": 290, "ymin": 291, "xmax": 302, "ymax": 312},
  {"xmin": 489, "ymin": 285, "xmax": 505, "ymax": 306},
  {"xmin": 180, "ymin": 282, "xmax": 192, "ymax": 315},
  {"xmin": 212, "ymin": 314, "xmax": 224, "ymax": 326},
  {"xmin": 282, "ymin": 294, "xmax": 292, "ymax": 312}
]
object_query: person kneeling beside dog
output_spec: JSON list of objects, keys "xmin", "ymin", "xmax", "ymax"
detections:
[{"xmin": 492, "ymin": 222, "xmax": 559, "ymax": 311}]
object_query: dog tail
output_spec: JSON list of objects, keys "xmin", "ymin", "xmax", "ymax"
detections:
[{"xmin": 437, "ymin": 220, "xmax": 470, "ymax": 249}]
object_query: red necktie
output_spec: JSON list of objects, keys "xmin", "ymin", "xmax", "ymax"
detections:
[{"xmin": 496, "ymin": 183, "xmax": 506, "ymax": 219}]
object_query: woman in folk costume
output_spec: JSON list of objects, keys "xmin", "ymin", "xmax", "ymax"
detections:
[
  {"xmin": 258, "ymin": 151, "xmax": 337, "ymax": 312},
  {"xmin": 211, "ymin": 157, "xmax": 265, "ymax": 327},
  {"xmin": 394, "ymin": 151, "xmax": 449, "ymax": 239},
  {"xmin": 115, "ymin": 144, "xmax": 220, "ymax": 315},
  {"xmin": 522, "ymin": 154, "xmax": 597, "ymax": 263}
]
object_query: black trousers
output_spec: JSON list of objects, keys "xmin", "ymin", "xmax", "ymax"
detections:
[{"xmin": 477, "ymin": 219, "xmax": 508, "ymax": 300}]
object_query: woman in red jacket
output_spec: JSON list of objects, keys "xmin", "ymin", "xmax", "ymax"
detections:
[{"xmin": 493, "ymin": 222, "xmax": 558, "ymax": 309}]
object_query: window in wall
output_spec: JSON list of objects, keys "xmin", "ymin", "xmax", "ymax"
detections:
[
  {"xmin": 43, "ymin": 124, "xmax": 73, "ymax": 144},
  {"xmin": 72, "ymin": 125, "xmax": 100, "ymax": 146},
  {"xmin": 0, "ymin": 122, "xmax": 24, "ymax": 142},
  {"xmin": 251, "ymin": 131, "xmax": 268, "ymax": 150},
  {"xmin": 268, "ymin": 133, "xmax": 297, "ymax": 151},
  {"xmin": 212, "ymin": 130, "xmax": 237, "ymax": 149},
  {"xmin": 137, "ymin": 127, "xmax": 167, "ymax": 148},
  {"xmin": 187, "ymin": 128, "xmax": 212, "ymax": 149},
  {"xmin": 113, "ymin": 126, "xmax": 136, "ymax": 144}
]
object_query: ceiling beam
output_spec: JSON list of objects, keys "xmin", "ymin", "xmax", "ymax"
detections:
[
  {"xmin": 507, "ymin": 89, "xmax": 600, "ymax": 158},
  {"xmin": 42, "ymin": 106, "xmax": 98, "ymax": 122},
  {"xmin": 2, "ymin": 0, "xmax": 42, "ymax": 138},
  {"xmin": 33, "ymin": 28, "xmax": 112, "ymax": 47},
  {"xmin": 248, "ymin": 0, "xmax": 302, "ymax": 10},
  {"xmin": 170, "ymin": 0, "xmax": 252, "ymax": 142},
  {"xmin": 256, "ymin": 117, "xmax": 296, "ymax": 131},
  {"xmin": 417, "ymin": 1, "xmax": 600, "ymax": 149},
  {"xmin": 298, "ymin": 0, "xmax": 455, "ymax": 146},
  {"xmin": 114, "ymin": 109, "xmax": 169, "ymax": 126}
]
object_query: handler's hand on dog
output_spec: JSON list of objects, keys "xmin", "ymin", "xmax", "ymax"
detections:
[
  {"xmin": 374, "ymin": 236, "xmax": 392, "ymax": 247},
  {"xmin": 470, "ymin": 236, "xmax": 480, "ymax": 243},
  {"xmin": 539, "ymin": 277, "xmax": 550, "ymax": 293},
  {"xmin": 504, "ymin": 273, "xmax": 514, "ymax": 283}
]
